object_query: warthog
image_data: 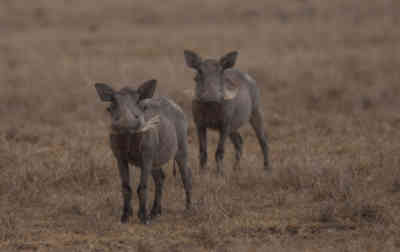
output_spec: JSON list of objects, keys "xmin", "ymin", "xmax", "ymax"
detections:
[
  {"xmin": 184, "ymin": 50, "xmax": 269, "ymax": 174},
  {"xmin": 95, "ymin": 79, "xmax": 192, "ymax": 224}
]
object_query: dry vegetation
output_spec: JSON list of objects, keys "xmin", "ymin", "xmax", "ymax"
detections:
[{"xmin": 1, "ymin": 0, "xmax": 400, "ymax": 251}]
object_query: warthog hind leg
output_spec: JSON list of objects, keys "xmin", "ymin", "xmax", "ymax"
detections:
[
  {"xmin": 175, "ymin": 151, "xmax": 192, "ymax": 210},
  {"xmin": 250, "ymin": 109, "xmax": 269, "ymax": 171}
]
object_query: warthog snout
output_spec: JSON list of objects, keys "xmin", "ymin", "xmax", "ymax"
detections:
[
  {"xmin": 111, "ymin": 114, "xmax": 145, "ymax": 133},
  {"xmin": 110, "ymin": 102, "xmax": 145, "ymax": 133},
  {"xmin": 196, "ymin": 86, "xmax": 221, "ymax": 103},
  {"xmin": 195, "ymin": 75, "xmax": 223, "ymax": 102}
]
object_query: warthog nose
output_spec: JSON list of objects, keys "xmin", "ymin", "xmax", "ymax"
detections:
[
  {"xmin": 199, "ymin": 93, "xmax": 220, "ymax": 103},
  {"xmin": 112, "ymin": 119, "xmax": 129, "ymax": 131},
  {"xmin": 112, "ymin": 117, "xmax": 142, "ymax": 133}
]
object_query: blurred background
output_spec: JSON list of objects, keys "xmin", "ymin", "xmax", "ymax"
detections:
[{"xmin": 1, "ymin": 0, "xmax": 400, "ymax": 251}]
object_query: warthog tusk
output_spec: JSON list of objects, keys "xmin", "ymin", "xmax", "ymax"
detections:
[
  {"xmin": 137, "ymin": 115, "xmax": 161, "ymax": 132},
  {"xmin": 183, "ymin": 87, "xmax": 238, "ymax": 100},
  {"xmin": 223, "ymin": 75, "xmax": 240, "ymax": 100},
  {"xmin": 223, "ymin": 88, "xmax": 238, "ymax": 100}
]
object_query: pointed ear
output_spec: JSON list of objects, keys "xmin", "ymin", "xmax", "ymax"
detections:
[
  {"xmin": 184, "ymin": 50, "xmax": 202, "ymax": 69},
  {"xmin": 94, "ymin": 83, "xmax": 114, "ymax": 102},
  {"xmin": 220, "ymin": 51, "xmax": 238, "ymax": 70},
  {"xmin": 138, "ymin": 79, "xmax": 157, "ymax": 100}
]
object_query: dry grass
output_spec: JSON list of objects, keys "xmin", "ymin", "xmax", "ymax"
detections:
[{"xmin": 1, "ymin": 0, "xmax": 400, "ymax": 251}]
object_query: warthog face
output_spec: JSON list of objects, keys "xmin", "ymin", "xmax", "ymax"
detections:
[
  {"xmin": 184, "ymin": 50, "xmax": 239, "ymax": 103},
  {"xmin": 95, "ymin": 80, "xmax": 157, "ymax": 134}
]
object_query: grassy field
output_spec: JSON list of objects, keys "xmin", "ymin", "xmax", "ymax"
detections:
[{"xmin": 1, "ymin": 0, "xmax": 400, "ymax": 251}]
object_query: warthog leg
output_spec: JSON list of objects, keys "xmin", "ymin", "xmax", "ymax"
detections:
[
  {"xmin": 229, "ymin": 132, "xmax": 243, "ymax": 171},
  {"xmin": 175, "ymin": 151, "xmax": 192, "ymax": 210},
  {"xmin": 250, "ymin": 109, "xmax": 270, "ymax": 170},
  {"xmin": 150, "ymin": 168, "xmax": 165, "ymax": 219},
  {"xmin": 196, "ymin": 125, "xmax": 208, "ymax": 172},
  {"xmin": 117, "ymin": 159, "xmax": 133, "ymax": 223},
  {"xmin": 215, "ymin": 125, "xmax": 230, "ymax": 176},
  {"xmin": 137, "ymin": 159, "xmax": 151, "ymax": 224}
]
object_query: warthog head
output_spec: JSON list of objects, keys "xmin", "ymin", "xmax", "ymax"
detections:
[
  {"xmin": 95, "ymin": 79, "xmax": 158, "ymax": 134},
  {"xmin": 184, "ymin": 50, "xmax": 239, "ymax": 103}
]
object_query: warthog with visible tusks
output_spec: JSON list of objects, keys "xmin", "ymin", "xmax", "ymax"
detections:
[
  {"xmin": 95, "ymin": 79, "xmax": 192, "ymax": 224},
  {"xmin": 184, "ymin": 50, "xmax": 270, "ymax": 175}
]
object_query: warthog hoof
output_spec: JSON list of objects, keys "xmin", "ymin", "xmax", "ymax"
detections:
[
  {"xmin": 120, "ymin": 208, "xmax": 133, "ymax": 223},
  {"xmin": 120, "ymin": 215, "xmax": 129, "ymax": 223},
  {"xmin": 137, "ymin": 210, "xmax": 149, "ymax": 224},
  {"xmin": 212, "ymin": 169, "xmax": 224, "ymax": 177},
  {"xmin": 199, "ymin": 164, "xmax": 209, "ymax": 174},
  {"xmin": 150, "ymin": 207, "xmax": 162, "ymax": 219},
  {"xmin": 215, "ymin": 167, "xmax": 224, "ymax": 176},
  {"xmin": 233, "ymin": 161, "xmax": 241, "ymax": 171}
]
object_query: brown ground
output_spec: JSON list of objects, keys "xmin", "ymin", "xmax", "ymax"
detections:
[{"xmin": 1, "ymin": 0, "xmax": 400, "ymax": 251}]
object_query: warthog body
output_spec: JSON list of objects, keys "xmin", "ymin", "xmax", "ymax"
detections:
[
  {"xmin": 184, "ymin": 50, "xmax": 269, "ymax": 174},
  {"xmin": 95, "ymin": 80, "xmax": 192, "ymax": 224}
]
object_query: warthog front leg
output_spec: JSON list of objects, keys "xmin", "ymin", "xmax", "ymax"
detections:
[
  {"xmin": 215, "ymin": 126, "xmax": 230, "ymax": 176},
  {"xmin": 196, "ymin": 125, "xmax": 208, "ymax": 172},
  {"xmin": 137, "ymin": 159, "xmax": 151, "ymax": 224},
  {"xmin": 250, "ymin": 109, "xmax": 269, "ymax": 170},
  {"xmin": 150, "ymin": 168, "xmax": 165, "ymax": 219},
  {"xmin": 229, "ymin": 132, "xmax": 243, "ymax": 171},
  {"xmin": 117, "ymin": 159, "xmax": 133, "ymax": 223}
]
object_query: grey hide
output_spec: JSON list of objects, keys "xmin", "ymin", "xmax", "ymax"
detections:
[
  {"xmin": 184, "ymin": 50, "xmax": 270, "ymax": 175},
  {"xmin": 95, "ymin": 79, "xmax": 192, "ymax": 224}
]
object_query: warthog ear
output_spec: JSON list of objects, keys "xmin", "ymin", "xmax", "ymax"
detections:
[
  {"xmin": 220, "ymin": 51, "xmax": 238, "ymax": 70},
  {"xmin": 138, "ymin": 79, "xmax": 157, "ymax": 101},
  {"xmin": 94, "ymin": 83, "xmax": 114, "ymax": 102},
  {"xmin": 184, "ymin": 50, "xmax": 202, "ymax": 70}
]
